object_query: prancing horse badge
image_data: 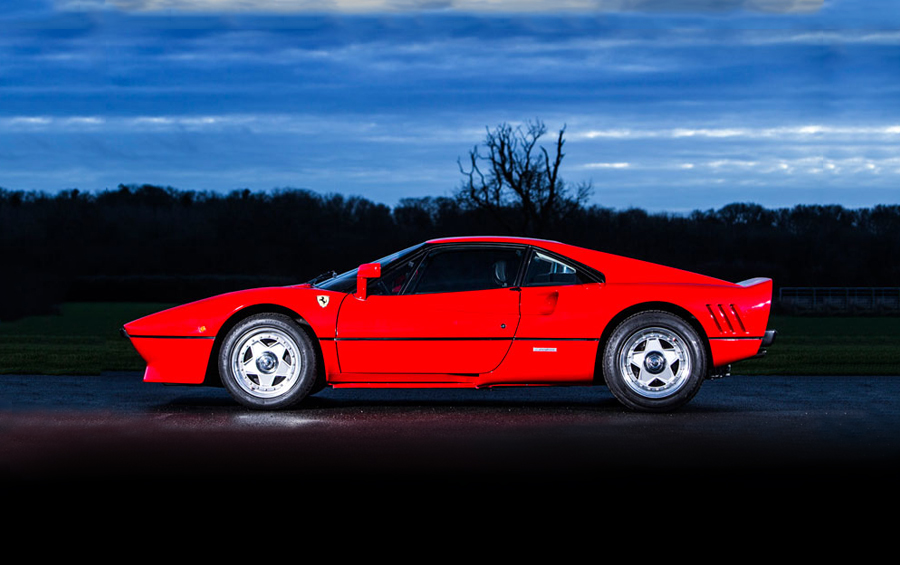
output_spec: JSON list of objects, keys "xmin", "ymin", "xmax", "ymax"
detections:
[{"xmin": 316, "ymin": 295, "xmax": 330, "ymax": 308}]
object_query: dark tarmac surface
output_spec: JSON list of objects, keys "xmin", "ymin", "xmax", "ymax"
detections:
[
  {"xmin": 3, "ymin": 373, "xmax": 900, "ymax": 498},
  {"xmin": 8, "ymin": 374, "xmax": 891, "ymax": 540},
  {"xmin": 5, "ymin": 376, "xmax": 900, "ymax": 543}
]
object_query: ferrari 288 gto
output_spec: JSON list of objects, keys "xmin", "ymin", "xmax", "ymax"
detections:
[{"xmin": 122, "ymin": 236, "xmax": 776, "ymax": 412}]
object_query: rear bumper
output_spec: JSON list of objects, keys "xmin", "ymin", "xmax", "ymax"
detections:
[
  {"xmin": 709, "ymin": 338, "xmax": 764, "ymax": 366},
  {"xmin": 709, "ymin": 329, "xmax": 775, "ymax": 366},
  {"xmin": 749, "ymin": 330, "xmax": 778, "ymax": 360}
]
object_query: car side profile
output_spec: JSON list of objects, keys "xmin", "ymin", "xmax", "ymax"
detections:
[{"xmin": 122, "ymin": 236, "xmax": 775, "ymax": 412}]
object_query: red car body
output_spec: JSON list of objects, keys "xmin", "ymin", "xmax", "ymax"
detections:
[{"xmin": 123, "ymin": 236, "xmax": 774, "ymax": 411}]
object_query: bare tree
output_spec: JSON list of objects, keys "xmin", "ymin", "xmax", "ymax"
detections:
[{"xmin": 456, "ymin": 120, "xmax": 593, "ymax": 236}]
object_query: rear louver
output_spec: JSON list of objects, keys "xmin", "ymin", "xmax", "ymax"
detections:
[{"xmin": 706, "ymin": 304, "xmax": 748, "ymax": 335}]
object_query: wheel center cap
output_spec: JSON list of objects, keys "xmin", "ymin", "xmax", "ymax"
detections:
[
  {"xmin": 644, "ymin": 351, "xmax": 666, "ymax": 374},
  {"xmin": 256, "ymin": 351, "xmax": 278, "ymax": 374}
]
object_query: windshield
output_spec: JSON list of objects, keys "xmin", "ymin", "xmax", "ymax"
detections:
[{"xmin": 314, "ymin": 243, "xmax": 426, "ymax": 293}]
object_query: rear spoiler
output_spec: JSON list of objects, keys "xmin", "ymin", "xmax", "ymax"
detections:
[{"xmin": 737, "ymin": 277, "xmax": 772, "ymax": 287}]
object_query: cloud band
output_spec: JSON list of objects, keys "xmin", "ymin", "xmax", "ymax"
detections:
[{"xmin": 94, "ymin": 0, "xmax": 823, "ymax": 14}]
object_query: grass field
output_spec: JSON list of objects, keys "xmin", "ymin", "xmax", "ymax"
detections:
[
  {"xmin": 738, "ymin": 315, "xmax": 900, "ymax": 376},
  {"xmin": 0, "ymin": 303, "xmax": 898, "ymax": 375},
  {"xmin": 0, "ymin": 303, "xmax": 172, "ymax": 375}
]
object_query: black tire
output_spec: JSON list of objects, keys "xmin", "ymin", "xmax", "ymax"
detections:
[
  {"xmin": 602, "ymin": 311, "xmax": 707, "ymax": 412},
  {"xmin": 219, "ymin": 313, "xmax": 317, "ymax": 410}
]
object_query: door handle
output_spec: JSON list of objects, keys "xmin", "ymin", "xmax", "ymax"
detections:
[{"xmin": 538, "ymin": 290, "xmax": 559, "ymax": 315}]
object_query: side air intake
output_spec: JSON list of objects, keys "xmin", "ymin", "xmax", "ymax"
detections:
[{"xmin": 706, "ymin": 303, "xmax": 749, "ymax": 336}]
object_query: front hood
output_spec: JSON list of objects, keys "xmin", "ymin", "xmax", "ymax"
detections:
[{"xmin": 123, "ymin": 285, "xmax": 344, "ymax": 338}]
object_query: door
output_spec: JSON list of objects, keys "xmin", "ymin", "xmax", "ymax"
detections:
[{"xmin": 336, "ymin": 245, "xmax": 525, "ymax": 376}]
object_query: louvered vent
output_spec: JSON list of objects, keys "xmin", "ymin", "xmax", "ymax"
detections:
[{"xmin": 706, "ymin": 303, "xmax": 748, "ymax": 335}]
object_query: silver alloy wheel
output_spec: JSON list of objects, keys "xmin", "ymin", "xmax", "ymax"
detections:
[
  {"xmin": 618, "ymin": 326, "xmax": 692, "ymax": 399},
  {"xmin": 230, "ymin": 326, "xmax": 302, "ymax": 399}
]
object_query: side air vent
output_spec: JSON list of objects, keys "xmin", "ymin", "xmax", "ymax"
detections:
[{"xmin": 706, "ymin": 303, "xmax": 749, "ymax": 335}]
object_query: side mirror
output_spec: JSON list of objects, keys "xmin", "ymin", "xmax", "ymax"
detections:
[{"xmin": 355, "ymin": 262, "xmax": 381, "ymax": 300}]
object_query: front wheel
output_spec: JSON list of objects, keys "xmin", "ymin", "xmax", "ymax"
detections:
[
  {"xmin": 219, "ymin": 313, "xmax": 317, "ymax": 410},
  {"xmin": 602, "ymin": 311, "xmax": 707, "ymax": 412}
]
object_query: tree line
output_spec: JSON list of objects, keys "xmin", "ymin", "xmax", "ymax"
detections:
[{"xmin": 1, "ymin": 184, "xmax": 898, "ymax": 320}]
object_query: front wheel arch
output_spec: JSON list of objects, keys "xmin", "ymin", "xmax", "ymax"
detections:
[{"xmin": 203, "ymin": 304, "xmax": 323, "ymax": 389}]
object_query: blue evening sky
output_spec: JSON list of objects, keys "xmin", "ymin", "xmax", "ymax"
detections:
[{"xmin": 1, "ymin": 0, "xmax": 899, "ymax": 211}]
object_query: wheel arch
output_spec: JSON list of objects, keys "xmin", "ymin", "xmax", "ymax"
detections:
[
  {"xmin": 202, "ymin": 303, "xmax": 325, "ymax": 388},
  {"xmin": 593, "ymin": 301, "xmax": 711, "ymax": 385}
]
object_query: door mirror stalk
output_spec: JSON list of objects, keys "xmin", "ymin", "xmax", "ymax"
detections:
[{"xmin": 355, "ymin": 263, "xmax": 381, "ymax": 300}]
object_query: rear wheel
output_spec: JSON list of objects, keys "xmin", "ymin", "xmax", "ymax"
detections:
[
  {"xmin": 603, "ymin": 311, "xmax": 707, "ymax": 412},
  {"xmin": 219, "ymin": 313, "xmax": 317, "ymax": 410}
]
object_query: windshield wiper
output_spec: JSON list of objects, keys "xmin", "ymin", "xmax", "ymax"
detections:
[{"xmin": 305, "ymin": 270, "xmax": 337, "ymax": 286}]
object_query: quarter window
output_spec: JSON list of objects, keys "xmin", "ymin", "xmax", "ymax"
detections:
[{"xmin": 523, "ymin": 251, "xmax": 585, "ymax": 286}]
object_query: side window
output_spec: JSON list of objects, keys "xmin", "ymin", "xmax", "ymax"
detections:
[
  {"xmin": 523, "ymin": 251, "xmax": 586, "ymax": 286},
  {"xmin": 409, "ymin": 248, "xmax": 524, "ymax": 294}
]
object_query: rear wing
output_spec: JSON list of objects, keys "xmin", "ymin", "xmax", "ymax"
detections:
[{"xmin": 737, "ymin": 277, "xmax": 772, "ymax": 288}]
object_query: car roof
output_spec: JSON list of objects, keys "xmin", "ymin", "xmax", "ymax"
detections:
[
  {"xmin": 423, "ymin": 235, "xmax": 583, "ymax": 265},
  {"xmin": 425, "ymin": 235, "xmax": 562, "ymax": 247}
]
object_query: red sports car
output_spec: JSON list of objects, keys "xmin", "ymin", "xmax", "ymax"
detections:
[{"xmin": 123, "ymin": 236, "xmax": 775, "ymax": 412}]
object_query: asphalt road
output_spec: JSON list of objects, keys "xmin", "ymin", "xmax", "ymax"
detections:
[
  {"xmin": 8, "ymin": 373, "xmax": 890, "ymax": 542},
  {"xmin": 2, "ymin": 372, "xmax": 899, "ymax": 496}
]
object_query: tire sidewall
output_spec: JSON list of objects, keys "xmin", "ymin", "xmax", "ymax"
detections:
[
  {"xmin": 603, "ymin": 311, "xmax": 707, "ymax": 412},
  {"xmin": 219, "ymin": 314, "xmax": 316, "ymax": 410}
]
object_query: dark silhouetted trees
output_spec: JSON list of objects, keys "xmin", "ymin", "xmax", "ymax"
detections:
[{"xmin": 1, "ymin": 184, "xmax": 899, "ymax": 320}]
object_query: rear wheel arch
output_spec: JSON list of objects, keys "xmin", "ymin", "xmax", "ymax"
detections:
[
  {"xmin": 593, "ymin": 302, "xmax": 711, "ymax": 386},
  {"xmin": 203, "ymin": 304, "xmax": 324, "ymax": 390}
]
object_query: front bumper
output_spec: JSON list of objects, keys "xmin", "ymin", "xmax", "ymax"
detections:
[{"xmin": 122, "ymin": 327, "xmax": 215, "ymax": 385}]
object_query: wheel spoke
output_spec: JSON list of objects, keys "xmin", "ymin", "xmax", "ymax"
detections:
[
  {"xmin": 631, "ymin": 350, "xmax": 647, "ymax": 367},
  {"xmin": 247, "ymin": 341, "xmax": 264, "ymax": 363},
  {"xmin": 270, "ymin": 343, "xmax": 287, "ymax": 361},
  {"xmin": 662, "ymin": 348, "xmax": 681, "ymax": 367},
  {"xmin": 637, "ymin": 367, "xmax": 656, "ymax": 384},
  {"xmin": 654, "ymin": 364, "xmax": 676, "ymax": 386},
  {"xmin": 256, "ymin": 371, "xmax": 277, "ymax": 389},
  {"xmin": 274, "ymin": 354, "xmax": 294, "ymax": 378}
]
